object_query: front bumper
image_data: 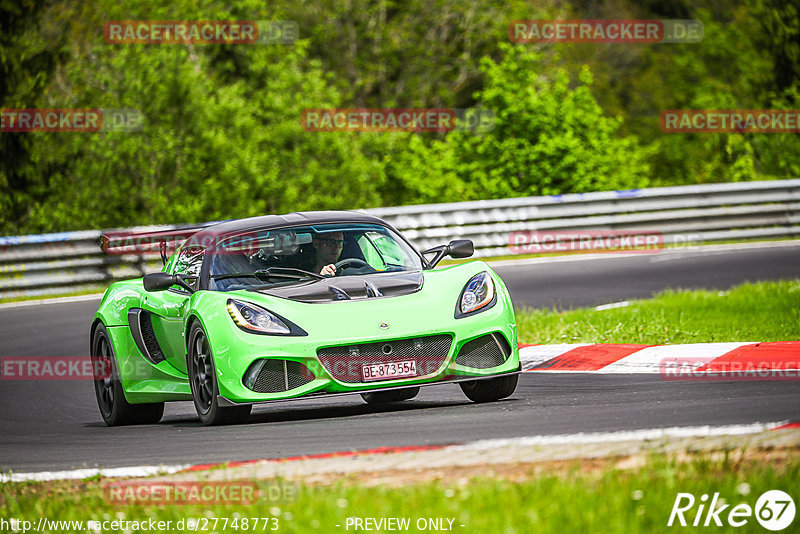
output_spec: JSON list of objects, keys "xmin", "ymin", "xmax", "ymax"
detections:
[
  {"xmin": 217, "ymin": 365, "xmax": 522, "ymax": 407},
  {"xmin": 206, "ymin": 294, "xmax": 519, "ymax": 403}
]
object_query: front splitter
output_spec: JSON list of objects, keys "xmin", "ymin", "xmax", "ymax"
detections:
[{"xmin": 217, "ymin": 366, "xmax": 521, "ymax": 407}]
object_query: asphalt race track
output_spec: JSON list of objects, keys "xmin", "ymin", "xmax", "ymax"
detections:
[{"xmin": 1, "ymin": 243, "xmax": 799, "ymax": 472}]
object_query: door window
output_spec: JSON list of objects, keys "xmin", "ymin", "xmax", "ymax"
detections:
[{"xmin": 171, "ymin": 246, "xmax": 204, "ymax": 290}]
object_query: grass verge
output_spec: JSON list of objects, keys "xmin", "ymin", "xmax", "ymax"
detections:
[
  {"xmin": 515, "ymin": 279, "xmax": 800, "ymax": 344},
  {"xmin": 1, "ymin": 448, "xmax": 798, "ymax": 533}
]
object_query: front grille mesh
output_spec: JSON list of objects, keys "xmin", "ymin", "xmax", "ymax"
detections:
[
  {"xmin": 317, "ymin": 334, "xmax": 452, "ymax": 383},
  {"xmin": 247, "ymin": 359, "xmax": 314, "ymax": 393},
  {"xmin": 455, "ymin": 333, "xmax": 510, "ymax": 369}
]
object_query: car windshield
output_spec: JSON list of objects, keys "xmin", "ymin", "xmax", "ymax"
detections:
[{"xmin": 208, "ymin": 223, "xmax": 422, "ymax": 291}]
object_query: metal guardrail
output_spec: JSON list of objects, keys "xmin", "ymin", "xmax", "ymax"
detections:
[{"xmin": 2, "ymin": 179, "xmax": 799, "ymax": 299}]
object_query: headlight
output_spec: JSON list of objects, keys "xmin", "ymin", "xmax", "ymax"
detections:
[
  {"xmin": 457, "ymin": 272, "xmax": 496, "ymax": 317},
  {"xmin": 226, "ymin": 299, "xmax": 295, "ymax": 335}
]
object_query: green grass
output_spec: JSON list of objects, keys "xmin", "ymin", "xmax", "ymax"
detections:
[
  {"xmin": 2, "ymin": 451, "xmax": 797, "ymax": 533},
  {"xmin": 516, "ymin": 279, "xmax": 800, "ymax": 345}
]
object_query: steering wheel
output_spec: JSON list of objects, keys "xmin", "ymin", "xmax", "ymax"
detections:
[{"xmin": 334, "ymin": 258, "xmax": 370, "ymax": 274}]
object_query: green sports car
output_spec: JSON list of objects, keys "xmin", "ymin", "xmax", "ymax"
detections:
[{"xmin": 91, "ymin": 211, "xmax": 519, "ymax": 425}]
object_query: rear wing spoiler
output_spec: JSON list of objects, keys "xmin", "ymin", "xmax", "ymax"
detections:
[{"xmin": 99, "ymin": 225, "xmax": 210, "ymax": 266}]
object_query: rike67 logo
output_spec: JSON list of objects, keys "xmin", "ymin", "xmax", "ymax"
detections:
[{"xmin": 668, "ymin": 490, "xmax": 795, "ymax": 530}]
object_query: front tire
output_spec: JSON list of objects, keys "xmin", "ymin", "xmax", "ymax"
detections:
[
  {"xmin": 459, "ymin": 373, "xmax": 518, "ymax": 403},
  {"xmin": 187, "ymin": 322, "xmax": 251, "ymax": 425},
  {"xmin": 361, "ymin": 387, "xmax": 420, "ymax": 404},
  {"xmin": 91, "ymin": 323, "xmax": 164, "ymax": 426}
]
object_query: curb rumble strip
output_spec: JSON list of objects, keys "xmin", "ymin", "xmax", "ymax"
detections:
[{"xmin": 519, "ymin": 341, "xmax": 800, "ymax": 374}]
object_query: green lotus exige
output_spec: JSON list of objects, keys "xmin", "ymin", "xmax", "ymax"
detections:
[{"xmin": 91, "ymin": 211, "xmax": 519, "ymax": 425}]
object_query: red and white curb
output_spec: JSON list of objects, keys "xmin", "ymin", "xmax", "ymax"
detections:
[
  {"xmin": 3, "ymin": 422, "xmax": 797, "ymax": 483},
  {"xmin": 520, "ymin": 341, "xmax": 800, "ymax": 374},
  {"xmin": 185, "ymin": 444, "xmax": 454, "ymax": 472}
]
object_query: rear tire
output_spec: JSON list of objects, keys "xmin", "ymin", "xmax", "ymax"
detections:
[
  {"xmin": 361, "ymin": 387, "xmax": 420, "ymax": 404},
  {"xmin": 91, "ymin": 323, "xmax": 164, "ymax": 426},
  {"xmin": 187, "ymin": 322, "xmax": 252, "ymax": 425},
  {"xmin": 459, "ymin": 373, "xmax": 518, "ymax": 403}
]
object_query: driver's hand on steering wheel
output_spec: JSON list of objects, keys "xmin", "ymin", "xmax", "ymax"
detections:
[{"xmin": 320, "ymin": 264, "xmax": 336, "ymax": 276}]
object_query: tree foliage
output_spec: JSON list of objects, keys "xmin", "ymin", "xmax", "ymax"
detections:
[
  {"xmin": 386, "ymin": 45, "xmax": 652, "ymax": 203},
  {"xmin": 1, "ymin": 0, "xmax": 799, "ymax": 234}
]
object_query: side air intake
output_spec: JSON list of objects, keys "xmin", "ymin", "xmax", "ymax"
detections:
[
  {"xmin": 128, "ymin": 308, "xmax": 166, "ymax": 364},
  {"xmin": 243, "ymin": 359, "xmax": 315, "ymax": 393},
  {"xmin": 455, "ymin": 333, "xmax": 510, "ymax": 369}
]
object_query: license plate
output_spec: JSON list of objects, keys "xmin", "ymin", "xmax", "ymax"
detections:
[{"xmin": 362, "ymin": 360, "xmax": 417, "ymax": 382}]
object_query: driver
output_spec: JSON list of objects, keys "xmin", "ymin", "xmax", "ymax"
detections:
[{"xmin": 312, "ymin": 231, "xmax": 344, "ymax": 276}]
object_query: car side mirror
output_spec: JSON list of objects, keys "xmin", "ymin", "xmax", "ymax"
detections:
[
  {"xmin": 422, "ymin": 239, "xmax": 474, "ymax": 268},
  {"xmin": 447, "ymin": 239, "xmax": 474, "ymax": 259},
  {"xmin": 143, "ymin": 272, "xmax": 177, "ymax": 292},
  {"xmin": 143, "ymin": 272, "xmax": 196, "ymax": 293}
]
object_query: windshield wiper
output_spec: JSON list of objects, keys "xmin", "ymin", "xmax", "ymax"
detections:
[
  {"xmin": 211, "ymin": 267, "xmax": 325, "ymax": 281},
  {"xmin": 258, "ymin": 267, "xmax": 325, "ymax": 280}
]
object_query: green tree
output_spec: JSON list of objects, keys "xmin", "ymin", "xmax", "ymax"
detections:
[
  {"xmin": 0, "ymin": 0, "xmax": 70, "ymax": 233},
  {"xmin": 386, "ymin": 44, "xmax": 653, "ymax": 203}
]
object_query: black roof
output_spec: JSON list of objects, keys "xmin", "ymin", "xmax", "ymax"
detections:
[{"xmin": 192, "ymin": 210, "xmax": 389, "ymax": 241}]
